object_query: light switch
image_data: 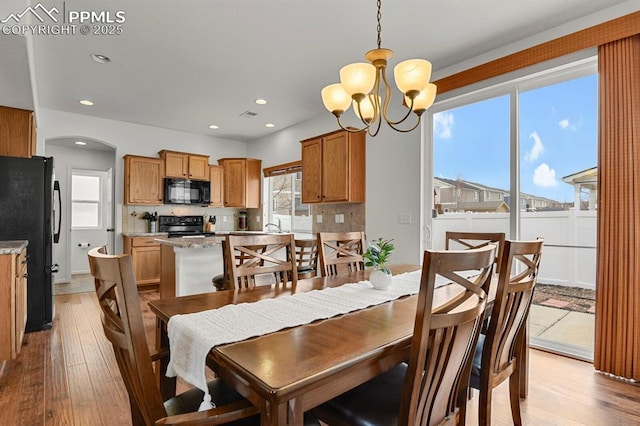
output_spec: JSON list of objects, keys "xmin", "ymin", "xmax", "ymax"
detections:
[
  {"xmin": 256, "ymin": 216, "xmax": 261, "ymax": 222},
  {"xmin": 335, "ymin": 214, "xmax": 341, "ymax": 223},
  {"xmin": 398, "ymin": 214, "xmax": 412, "ymax": 224},
  {"xmin": 316, "ymin": 214, "xmax": 323, "ymax": 223},
  {"xmin": 339, "ymin": 214, "xmax": 345, "ymax": 223},
  {"xmin": 222, "ymin": 216, "xmax": 228, "ymax": 222}
]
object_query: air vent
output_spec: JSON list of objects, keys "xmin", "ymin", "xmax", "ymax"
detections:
[{"xmin": 239, "ymin": 111, "xmax": 258, "ymax": 118}]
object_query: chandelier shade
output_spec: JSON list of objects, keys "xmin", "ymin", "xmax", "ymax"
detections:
[{"xmin": 321, "ymin": 0, "xmax": 437, "ymax": 136}]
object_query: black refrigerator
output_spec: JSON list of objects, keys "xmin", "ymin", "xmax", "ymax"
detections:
[{"xmin": 0, "ymin": 156, "xmax": 60, "ymax": 332}]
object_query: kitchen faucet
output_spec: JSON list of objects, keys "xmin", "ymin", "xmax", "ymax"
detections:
[{"xmin": 265, "ymin": 218, "xmax": 282, "ymax": 232}]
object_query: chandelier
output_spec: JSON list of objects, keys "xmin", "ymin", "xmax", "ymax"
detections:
[{"xmin": 321, "ymin": 0, "xmax": 437, "ymax": 137}]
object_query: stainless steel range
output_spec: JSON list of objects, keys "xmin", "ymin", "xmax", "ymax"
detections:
[{"xmin": 158, "ymin": 215, "xmax": 216, "ymax": 238}]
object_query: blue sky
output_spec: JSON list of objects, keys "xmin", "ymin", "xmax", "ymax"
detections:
[{"xmin": 433, "ymin": 74, "xmax": 597, "ymax": 203}]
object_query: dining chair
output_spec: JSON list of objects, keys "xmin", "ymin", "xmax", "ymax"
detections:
[
  {"xmin": 311, "ymin": 245, "xmax": 496, "ymax": 426},
  {"xmin": 445, "ymin": 231, "xmax": 506, "ymax": 282},
  {"xmin": 87, "ymin": 246, "xmax": 260, "ymax": 425},
  {"xmin": 317, "ymin": 231, "xmax": 366, "ymax": 277},
  {"xmin": 294, "ymin": 238, "xmax": 319, "ymax": 279},
  {"xmin": 469, "ymin": 239, "xmax": 544, "ymax": 426},
  {"xmin": 225, "ymin": 233, "xmax": 297, "ymax": 289}
]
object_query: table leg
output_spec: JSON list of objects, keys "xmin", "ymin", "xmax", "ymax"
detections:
[
  {"xmin": 262, "ymin": 399, "xmax": 303, "ymax": 426},
  {"xmin": 155, "ymin": 317, "xmax": 177, "ymax": 400}
]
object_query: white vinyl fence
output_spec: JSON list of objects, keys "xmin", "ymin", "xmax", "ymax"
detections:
[{"xmin": 432, "ymin": 210, "xmax": 597, "ymax": 289}]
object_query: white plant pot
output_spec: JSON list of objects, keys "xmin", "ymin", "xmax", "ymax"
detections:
[{"xmin": 370, "ymin": 268, "xmax": 392, "ymax": 290}]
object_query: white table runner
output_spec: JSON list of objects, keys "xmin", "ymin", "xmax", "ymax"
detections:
[{"xmin": 166, "ymin": 270, "xmax": 430, "ymax": 409}]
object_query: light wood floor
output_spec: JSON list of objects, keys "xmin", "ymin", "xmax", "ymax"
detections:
[{"xmin": 0, "ymin": 290, "xmax": 638, "ymax": 425}]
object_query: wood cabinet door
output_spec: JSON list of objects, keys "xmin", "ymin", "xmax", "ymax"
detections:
[
  {"xmin": 222, "ymin": 159, "xmax": 247, "ymax": 207},
  {"xmin": 188, "ymin": 156, "xmax": 210, "ymax": 180},
  {"xmin": 321, "ymin": 132, "xmax": 350, "ymax": 202},
  {"xmin": 209, "ymin": 165, "xmax": 224, "ymax": 207},
  {"xmin": 131, "ymin": 246, "xmax": 161, "ymax": 285},
  {"xmin": 125, "ymin": 156, "xmax": 164, "ymax": 205},
  {"xmin": 301, "ymin": 139, "xmax": 322, "ymax": 203},
  {"xmin": 163, "ymin": 152, "xmax": 188, "ymax": 178},
  {"xmin": 0, "ymin": 107, "xmax": 35, "ymax": 158}
]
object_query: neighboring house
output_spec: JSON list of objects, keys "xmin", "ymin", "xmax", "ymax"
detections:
[
  {"xmin": 434, "ymin": 177, "xmax": 564, "ymax": 213},
  {"xmin": 562, "ymin": 167, "xmax": 598, "ymax": 210}
]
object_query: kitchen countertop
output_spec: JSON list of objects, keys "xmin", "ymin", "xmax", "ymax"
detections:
[
  {"xmin": 123, "ymin": 232, "xmax": 168, "ymax": 237},
  {"xmin": 155, "ymin": 235, "xmax": 225, "ymax": 249},
  {"xmin": 0, "ymin": 240, "xmax": 29, "ymax": 254}
]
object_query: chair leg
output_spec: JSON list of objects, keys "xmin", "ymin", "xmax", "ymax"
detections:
[
  {"xmin": 478, "ymin": 384, "xmax": 492, "ymax": 426},
  {"xmin": 509, "ymin": 370, "xmax": 523, "ymax": 425}
]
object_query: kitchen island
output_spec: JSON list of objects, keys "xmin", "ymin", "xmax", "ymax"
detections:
[
  {"xmin": 156, "ymin": 232, "xmax": 316, "ymax": 298},
  {"xmin": 156, "ymin": 235, "xmax": 225, "ymax": 298}
]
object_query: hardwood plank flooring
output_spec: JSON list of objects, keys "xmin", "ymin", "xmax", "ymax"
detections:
[{"xmin": 0, "ymin": 289, "xmax": 638, "ymax": 425}]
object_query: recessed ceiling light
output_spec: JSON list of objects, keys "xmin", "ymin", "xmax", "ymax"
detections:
[
  {"xmin": 265, "ymin": 123, "xmax": 275, "ymax": 128},
  {"xmin": 80, "ymin": 99, "xmax": 94, "ymax": 106},
  {"xmin": 255, "ymin": 99, "xmax": 268, "ymax": 105},
  {"xmin": 208, "ymin": 124, "xmax": 219, "ymax": 129},
  {"xmin": 90, "ymin": 53, "xmax": 111, "ymax": 63},
  {"xmin": 75, "ymin": 141, "xmax": 87, "ymax": 146}
]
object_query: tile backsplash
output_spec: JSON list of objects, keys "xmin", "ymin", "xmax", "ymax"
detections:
[
  {"xmin": 122, "ymin": 205, "xmax": 242, "ymax": 234},
  {"xmin": 312, "ymin": 203, "xmax": 365, "ymax": 235}
]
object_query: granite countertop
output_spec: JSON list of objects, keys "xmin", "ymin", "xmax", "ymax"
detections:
[
  {"xmin": 155, "ymin": 235, "xmax": 225, "ymax": 249},
  {"xmin": 123, "ymin": 232, "xmax": 169, "ymax": 237},
  {"xmin": 0, "ymin": 240, "xmax": 29, "ymax": 254}
]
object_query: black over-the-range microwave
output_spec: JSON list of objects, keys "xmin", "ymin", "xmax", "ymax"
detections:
[{"xmin": 164, "ymin": 178, "xmax": 211, "ymax": 205}]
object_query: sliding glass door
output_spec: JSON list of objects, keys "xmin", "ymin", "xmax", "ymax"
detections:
[{"xmin": 425, "ymin": 58, "xmax": 598, "ymax": 359}]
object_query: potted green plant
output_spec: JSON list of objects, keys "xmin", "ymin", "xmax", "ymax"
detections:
[{"xmin": 364, "ymin": 238, "xmax": 395, "ymax": 290}]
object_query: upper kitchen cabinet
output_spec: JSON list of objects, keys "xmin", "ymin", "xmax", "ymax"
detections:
[
  {"xmin": 0, "ymin": 106, "xmax": 36, "ymax": 158},
  {"xmin": 159, "ymin": 150, "xmax": 210, "ymax": 181},
  {"xmin": 217, "ymin": 158, "xmax": 261, "ymax": 208},
  {"xmin": 209, "ymin": 165, "xmax": 224, "ymax": 207},
  {"xmin": 301, "ymin": 129, "xmax": 365, "ymax": 203},
  {"xmin": 124, "ymin": 155, "xmax": 164, "ymax": 205}
]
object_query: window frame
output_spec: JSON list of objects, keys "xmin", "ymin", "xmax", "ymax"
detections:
[{"xmin": 71, "ymin": 170, "xmax": 103, "ymax": 230}]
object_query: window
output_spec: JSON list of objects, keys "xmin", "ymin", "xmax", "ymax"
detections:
[
  {"xmin": 72, "ymin": 172, "xmax": 101, "ymax": 228},
  {"xmin": 264, "ymin": 162, "xmax": 312, "ymax": 233}
]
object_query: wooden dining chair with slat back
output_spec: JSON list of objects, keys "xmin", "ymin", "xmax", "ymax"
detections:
[
  {"xmin": 317, "ymin": 231, "xmax": 366, "ymax": 277},
  {"xmin": 294, "ymin": 238, "xmax": 319, "ymax": 279},
  {"xmin": 225, "ymin": 233, "xmax": 298, "ymax": 289},
  {"xmin": 87, "ymin": 246, "xmax": 261, "ymax": 426},
  {"xmin": 311, "ymin": 245, "xmax": 496, "ymax": 426},
  {"xmin": 469, "ymin": 239, "xmax": 544, "ymax": 426},
  {"xmin": 445, "ymin": 231, "xmax": 506, "ymax": 288}
]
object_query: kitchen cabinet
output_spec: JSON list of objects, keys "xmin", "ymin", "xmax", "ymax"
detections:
[
  {"xmin": 301, "ymin": 129, "xmax": 365, "ymax": 203},
  {"xmin": 123, "ymin": 236, "xmax": 161, "ymax": 287},
  {"xmin": 0, "ymin": 245, "xmax": 27, "ymax": 361},
  {"xmin": 217, "ymin": 158, "xmax": 262, "ymax": 208},
  {"xmin": 209, "ymin": 165, "xmax": 224, "ymax": 207},
  {"xmin": 159, "ymin": 150, "xmax": 210, "ymax": 181},
  {"xmin": 0, "ymin": 106, "xmax": 36, "ymax": 158},
  {"xmin": 124, "ymin": 155, "xmax": 164, "ymax": 205}
]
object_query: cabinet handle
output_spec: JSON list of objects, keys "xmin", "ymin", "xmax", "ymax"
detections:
[{"xmin": 23, "ymin": 273, "xmax": 28, "ymax": 278}]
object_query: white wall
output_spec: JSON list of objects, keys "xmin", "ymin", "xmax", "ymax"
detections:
[
  {"xmin": 37, "ymin": 108, "xmax": 249, "ymax": 254},
  {"xmin": 248, "ymin": 105, "xmax": 423, "ymax": 265},
  {"xmin": 45, "ymin": 144, "xmax": 115, "ymax": 281}
]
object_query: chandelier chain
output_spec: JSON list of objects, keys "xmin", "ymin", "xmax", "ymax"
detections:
[{"xmin": 376, "ymin": 0, "xmax": 382, "ymax": 49}]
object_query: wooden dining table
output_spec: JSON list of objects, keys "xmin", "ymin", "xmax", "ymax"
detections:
[{"xmin": 148, "ymin": 264, "xmax": 496, "ymax": 426}]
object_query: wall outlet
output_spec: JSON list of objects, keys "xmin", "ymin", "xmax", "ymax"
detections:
[
  {"xmin": 316, "ymin": 214, "xmax": 323, "ymax": 223},
  {"xmin": 222, "ymin": 216, "xmax": 228, "ymax": 222},
  {"xmin": 339, "ymin": 214, "xmax": 345, "ymax": 223},
  {"xmin": 398, "ymin": 214, "xmax": 412, "ymax": 224},
  {"xmin": 335, "ymin": 214, "xmax": 341, "ymax": 223},
  {"xmin": 256, "ymin": 216, "xmax": 261, "ymax": 222}
]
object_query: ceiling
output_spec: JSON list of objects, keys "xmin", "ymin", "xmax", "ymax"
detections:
[{"xmin": 3, "ymin": 0, "xmax": 636, "ymax": 142}]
